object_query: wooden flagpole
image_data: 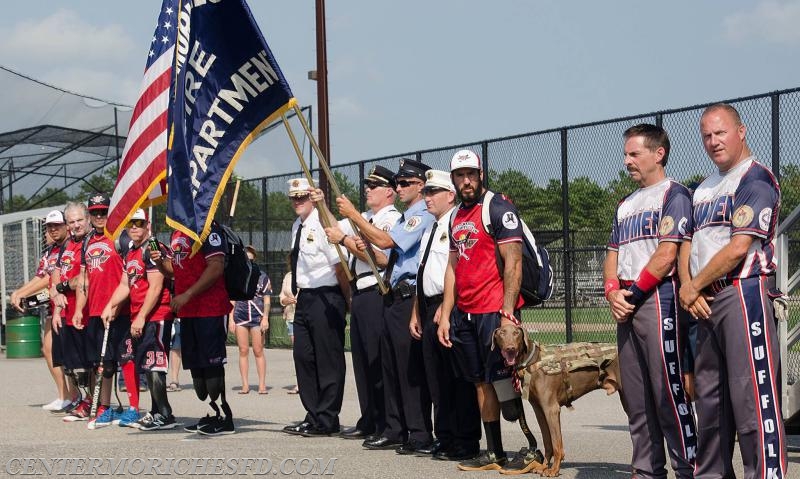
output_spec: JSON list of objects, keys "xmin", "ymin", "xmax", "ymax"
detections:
[
  {"xmin": 281, "ymin": 114, "xmax": 353, "ymax": 281},
  {"xmin": 289, "ymin": 105, "xmax": 389, "ymax": 295}
]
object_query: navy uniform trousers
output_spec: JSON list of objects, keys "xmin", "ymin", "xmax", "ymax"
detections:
[
  {"xmin": 349, "ymin": 286, "xmax": 386, "ymax": 435},
  {"xmin": 381, "ymin": 291, "xmax": 432, "ymax": 443},
  {"xmin": 293, "ymin": 286, "xmax": 347, "ymax": 432},
  {"xmin": 420, "ymin": 294, "xmax": 481, "ymax": 451}
]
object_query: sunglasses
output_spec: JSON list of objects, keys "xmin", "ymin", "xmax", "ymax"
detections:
[
  {"xmin": 396, "ymin": 180, "xmax": 423, "ymax": 188},
  {"xmin": 126, "ymin": 219, "xmax": 147, "ymax": 229},
  {"xmin": 90, "ymin": 210, "xmax": 108, "ymax": 217},
  {"xmin": 364, "ymin": 181, "xmax": 388, "ymax": 190},
  {"xmin": 291, "ymin": 195, "xmax": 311, "ymax": 202}
]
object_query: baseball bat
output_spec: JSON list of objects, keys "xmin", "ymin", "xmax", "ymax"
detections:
[{"xmin": 90, "ymin": 324, "xmax": 110, "ymax": 418}]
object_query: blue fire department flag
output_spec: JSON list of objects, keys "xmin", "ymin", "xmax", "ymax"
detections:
[{"xmin": 166, "ymin": 0, "xmax": 295, "ymax": 252}]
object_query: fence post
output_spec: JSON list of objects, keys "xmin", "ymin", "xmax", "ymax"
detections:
[
  {"xmin": 482, "ymin": 142, "xmax": 490, "ymax": 189},
  {"xmin": 772, "ymin": 93, "xmax": 780, "ymax": 180},
  {"xmin": 261, "ymin": 178, "xmax": 268, "ymax": 258},
  {"xmin": 358, "ymin": 162, "xmax": 366, "ymax": 212},
  {"xmin": 561, "ymin": 128, "xmax": 573, "ymax": 343}
]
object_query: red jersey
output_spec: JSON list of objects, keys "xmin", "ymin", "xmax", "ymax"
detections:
[
  {"xmin": 37, "ymin": 241, "xmax": 66, "ymax": 311},
  {"xmin": 84, "ymin": 231, "xmax": 127, "ymax": 317},
  {"xmin": 170, "ymin": 229, "xmax": 230, "ymax": 317},
  {"xmin": 450, "ymin": 192, "xmax": 524, "ymax": 313},
  {"xmin": 57, "ymin": 238, "xmax": 89, "ymax": 326},
  {"xmin": 125, "ymin": 243, "xmax": 172, "ymax": 322}
]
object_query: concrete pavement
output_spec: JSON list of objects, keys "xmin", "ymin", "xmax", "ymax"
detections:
[{"xmin": 0, "ymin": 347, "xmax": 795, "ymax": 478}]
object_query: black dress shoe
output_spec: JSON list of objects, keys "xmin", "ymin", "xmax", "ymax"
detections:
[
  {"xmin": 414, "ymin": 439, "xmax": 443, "ymax": 456},
  {"xmin": 396, "ymin": 439, "xmax": 432, "ymax": 455},
  {"xmin": 363, "ymin": 436, "xmax": 403, "ymax": 450},
  {"xmin": 339, "ymin": 427, "xmax": 370, "ymax": 439},
  {"xmin": 362, "ymin": 434, "xmax": 380, "ymax": 445},
  {"xmin": 433, "ymin": 445, "xmax": 479, "ymax": 461},
  {"xmin": 283, "ymin": 421, "xmax": 312, "ymax": 435},
  {"xmin": 302, "ymin": 426, "xmax": 339, "ymax": 437}
]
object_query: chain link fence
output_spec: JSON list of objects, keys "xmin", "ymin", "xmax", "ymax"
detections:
[{"xmin": 238, "ymin": 87, "xmax": 800, "ymax": 347}]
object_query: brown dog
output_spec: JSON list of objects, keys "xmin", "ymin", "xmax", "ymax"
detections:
[{"xmin": 493, "ymin": 324, "xmax": 621, "ymax": 477}]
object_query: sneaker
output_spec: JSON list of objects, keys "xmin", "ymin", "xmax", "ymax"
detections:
[
  {"xmin": 87, "ymin": 405, "xmax": 108, "ymax": 430},
  {"xmin": 42, "ymin": 398, "xmax": 70, "ymax": 411},
  {"xmin": 51, "ymin": 397, "xmax": 81, "ymax": 416},
  {"xmin": 117, "ymin": 407, "xmax": 141, "ymax": 428},
  {"xmin": 62, "ymin": 399, "xmax": 92, "ymax": 422},
  {"xmin": 184, "ymin": 414, "xmax": 216, "ymax": 433},
  {"xmin": 499, "ymin": 448, "xmax": 545, "ymax": 475},
  {"xmin": 198, "ymin": 415, "xmax": 235, "ymax": 436},
  {"xmin": 457, "ymin": 451, "xmax": 508, "ymax": 471},
  {"xmin": 139, "ymin": 413, "xmax": 176, "ymax": 431},
  {"xmin": 134, "ymin": 412, "xmax": 155, "ymax": 430},
  {"xmin": 89, "ymin": 406, "xmax": 120, "ymax": 430}
]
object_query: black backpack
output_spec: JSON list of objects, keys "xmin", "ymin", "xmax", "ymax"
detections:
[
  {"xmin": 479, "ymin": 191, "xmax": 553, "ymax": 307},
  {"xmin": 215, "ymin": 222, "xmax": 261, "ymax": 301}
]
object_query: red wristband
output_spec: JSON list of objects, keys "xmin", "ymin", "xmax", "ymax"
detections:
[
  {"xmin": 635, "ymin": 268, "xmax": 661, "ymax": 293},
  {"xmin": 499, "ymin": 309, "xmax": 520, "ymax": 325},
  {"xmin": 604, "ymin": 279, "xmax": 620, "ymax": 300}
]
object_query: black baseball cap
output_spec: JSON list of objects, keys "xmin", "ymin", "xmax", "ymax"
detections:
[{"xmin": 87, "ymin": 193, "xmax": 110, "ymax": 211}]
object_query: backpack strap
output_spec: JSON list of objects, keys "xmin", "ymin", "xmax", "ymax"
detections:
[{"xmin": 481, "ymin": 191, "xmax": 496, "ymax": 237}]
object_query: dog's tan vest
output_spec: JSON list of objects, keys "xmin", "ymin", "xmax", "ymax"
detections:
[{"xmin": 521, "ymin": 342, "xmax": 617, "ymax": 406}]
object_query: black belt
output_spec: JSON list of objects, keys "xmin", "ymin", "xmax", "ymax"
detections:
[
  {"xmin": 423, "ymin": 294, "xmax": 443, "ymax": 307},
  {"xmin": 702, "ymin": 275, "xmax": 774, "ymax": 296},
  {"xmin": 354, "ymin": 284, "xmax": 379, "ymax": 295},
  {"xmin": 299, "ymin": 285, "xmax": 341, "ymax": 294}
]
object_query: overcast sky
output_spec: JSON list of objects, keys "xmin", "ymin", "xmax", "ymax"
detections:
[{"xmin": 1, "ymin": 0, "xmax": 799, "ymax": 179}]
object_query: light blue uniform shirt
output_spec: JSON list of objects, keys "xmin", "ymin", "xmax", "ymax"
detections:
[{"xmin": 388, "ymin": 199, "xmax": 435, "ymax": 287}]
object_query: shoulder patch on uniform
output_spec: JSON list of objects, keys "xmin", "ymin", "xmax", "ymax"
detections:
[
  {"xmin": 404, "ymin": 215, "xmax": 423, "ymax": 232},
  {"xmin": 759, "ymin": 207, "xmax": 772, "ymax": 231},
  {"xmin": 659, "ymin": 216, "xmax": 674, "ymax": 236},
  {"xmin": 677, "ymin": 217, "xmax": 688, "ymax": 236},
  {"xmin": 501, "ymin": 212, "xmax": 519, "ymax": 230},
  {"xmin": 209, "ymin": 232, "xmax": 222, "ymax": 247},
  {"xmin": 732, "ymin": 205, "xmax": 754, "ymax": 228}
]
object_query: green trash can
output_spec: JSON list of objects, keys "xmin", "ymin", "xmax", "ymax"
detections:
[{"xmin": 6, "ymin": 313, "xmax": 42, "ymax": 358}]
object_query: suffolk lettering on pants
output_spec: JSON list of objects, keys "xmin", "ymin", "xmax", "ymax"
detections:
[
  {"xmin": 694, "ymin": 276, "xmax": 787, "ymax": 479},
  {"xmin": 617, "ymin": 278, "xmax": 696, "ymax": 479}
]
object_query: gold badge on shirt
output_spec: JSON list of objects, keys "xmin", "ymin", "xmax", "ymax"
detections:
[
  {"xmin": 732, "ymin": 205, "xmax": 754, "ymax": 228},
  {"xmin": 658, "ymin": 216, "xmax": 674, "ymax": 236},
  {"xmin": 439, "ymin": 231, "xmax": 448, "ymax": 242}
]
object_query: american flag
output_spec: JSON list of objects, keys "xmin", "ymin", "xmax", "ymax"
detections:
[{"xmin": 106, "ymin": 0, "xmax": 177, "ymax": 239}]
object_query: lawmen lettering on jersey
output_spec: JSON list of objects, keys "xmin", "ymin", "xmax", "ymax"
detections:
[
  {"xmin": 693, "ymin": 194, "xmax": 734, "ymax": 230},
  {"xmin": 176, "ymin": 1, "xmax": 281, "ymax": 197}
]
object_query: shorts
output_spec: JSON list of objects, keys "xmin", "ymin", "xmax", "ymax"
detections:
[
  {"xmin": 171, "ymin": 320, "xmax": 181, "ymax": 350},
  {"xmin": 180, "ymin": 316, "xmax": 227, "ymax": 370},
  {"xmin": 449, "ymin": 307, "xmax": 512, "ymax": 383},
  {"xmin": 86, "ymin": 315, "xmax": 131, "ymax": 365},
  {"xmin": 54, "ymin": 324, "xmax": 92, "ymax": 372},
  {"xmin": 286, "ymin": 320, "xmax": 294, "ymax": 338},
  {"xmin": 120, "ymin": 319, "xmax": 172, "ymax": 373}
]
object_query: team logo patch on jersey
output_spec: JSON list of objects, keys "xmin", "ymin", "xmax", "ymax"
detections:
[
  {"xmin": 209, "ymin": 232, "xmax": 222, "ymax": 247},
  {"xmin": 125, "ymin": 260, "xmax": 144, "ymax": 288},
  {"xmin": 731, "ymin": 205, "xmax": 754, "ymax": 228},
  {"xmin": 86, "ymin": 243, "xmax": 112, "ymax": 272},
  {"xmin": 659, "ymin": 216, "xmax": 675, "ymax": 236},
  {"xmin": 501, "ymin": 212, "xmax": 519, "ymax": 230},
  {"xmin": 759, "ymin": 207, "xmax": 772, "ymax": 231},
  {"xmin": 452, "ymin": 222, "xmax": 479, "ymax": 260},
  {"xmin": 171, "ymin": 236, "xmax": 191, "ymax": 268},
  {"xmin": 404, "ymin": 215, "xmax": 423, "ymax": 232},
  {"xmin": 677, "ymin": 217, "xmax": 688, "ymax": 236}
]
